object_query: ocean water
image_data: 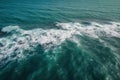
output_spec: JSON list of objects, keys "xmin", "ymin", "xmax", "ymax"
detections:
[{"xmin": 0, "ymin": 0, "xmax": 120, "ymax": 80}]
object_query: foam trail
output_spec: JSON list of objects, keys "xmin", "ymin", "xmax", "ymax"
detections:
[{"xmin": 0, "ymin": 21, "xmax": 120, "ymax": 65}]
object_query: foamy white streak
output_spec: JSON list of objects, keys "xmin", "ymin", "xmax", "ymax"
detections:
[{"xmin": 0, "ymin": 21, "xmax": 120, "ymax": 62}]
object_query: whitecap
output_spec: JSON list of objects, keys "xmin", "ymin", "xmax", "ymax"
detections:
[{"xmin": 0, "ymin": 21, "xmax": 120, "ymax": 63}]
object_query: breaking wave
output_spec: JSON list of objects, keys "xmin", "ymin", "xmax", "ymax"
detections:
[
  {"xmin": 0, "ymin": 21, "xmax": 120, "ymax": 80},
  {"xmin": 0, "ymin": 21, "xmax": 120, "ymax": 61}
]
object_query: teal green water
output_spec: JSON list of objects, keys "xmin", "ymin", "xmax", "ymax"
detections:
[
  {"xmin": 0, "ymin": 0, "xmax": 120, "ymax": 28},
  {"xmin": 0, "ymin": 0, "xmax": 120, "ymax": 80}
]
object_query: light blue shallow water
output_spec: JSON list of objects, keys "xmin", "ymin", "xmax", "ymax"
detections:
[{"xmin": 0, "ymin": 0, "xmax": 120, "ymax": 80}]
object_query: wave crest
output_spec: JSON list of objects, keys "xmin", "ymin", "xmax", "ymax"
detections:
[{"xmin": 0, "ymin": 21, "xmax": 120, "ymax": 66}]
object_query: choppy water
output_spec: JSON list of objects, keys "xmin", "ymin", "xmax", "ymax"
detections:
[{"xmin": 0, "ymin": 0, "xmax": 120, "ymax": 80}]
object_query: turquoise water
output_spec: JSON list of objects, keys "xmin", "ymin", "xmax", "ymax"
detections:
[
  {"xmin": 0, "ymin": 0, "xmax": 120, "ymax": 80},
  {"xmin": 0, "ymin": 0, "xmax": 120, "ymax": 28}
]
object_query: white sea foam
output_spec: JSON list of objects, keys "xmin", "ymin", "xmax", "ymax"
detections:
[
  {"xmin": 0, "ymin": 21, "xmax": 120, "ymax": 62},
  {"xmin": 57, "ymin": 22, "xmax": 120, "ymax": 38}
]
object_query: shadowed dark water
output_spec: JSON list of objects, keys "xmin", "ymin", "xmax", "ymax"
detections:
[{"xmin": 0, "ymin": 0, "xmax": 120, "ymax": 80}]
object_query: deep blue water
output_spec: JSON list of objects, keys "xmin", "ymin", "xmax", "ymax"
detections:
[{"xmin": 0, "ymin": 0, "xmax": 120, "ymax": 80}]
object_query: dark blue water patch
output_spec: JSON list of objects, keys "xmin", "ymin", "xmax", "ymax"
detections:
[
  {"xmin": 0, "ymin": 28, "xmax": 7, "ymax": 37},
  {"xmin": 0, "ymin": 43, "xmax": 4, "ymax": 47},
  {"xmin": 0, "ymin": 57, "xmax": 11, "ymax": 69},
  {"xmin": 81, "ymin": 21, "xmax": 91, "ymax": 26}
]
